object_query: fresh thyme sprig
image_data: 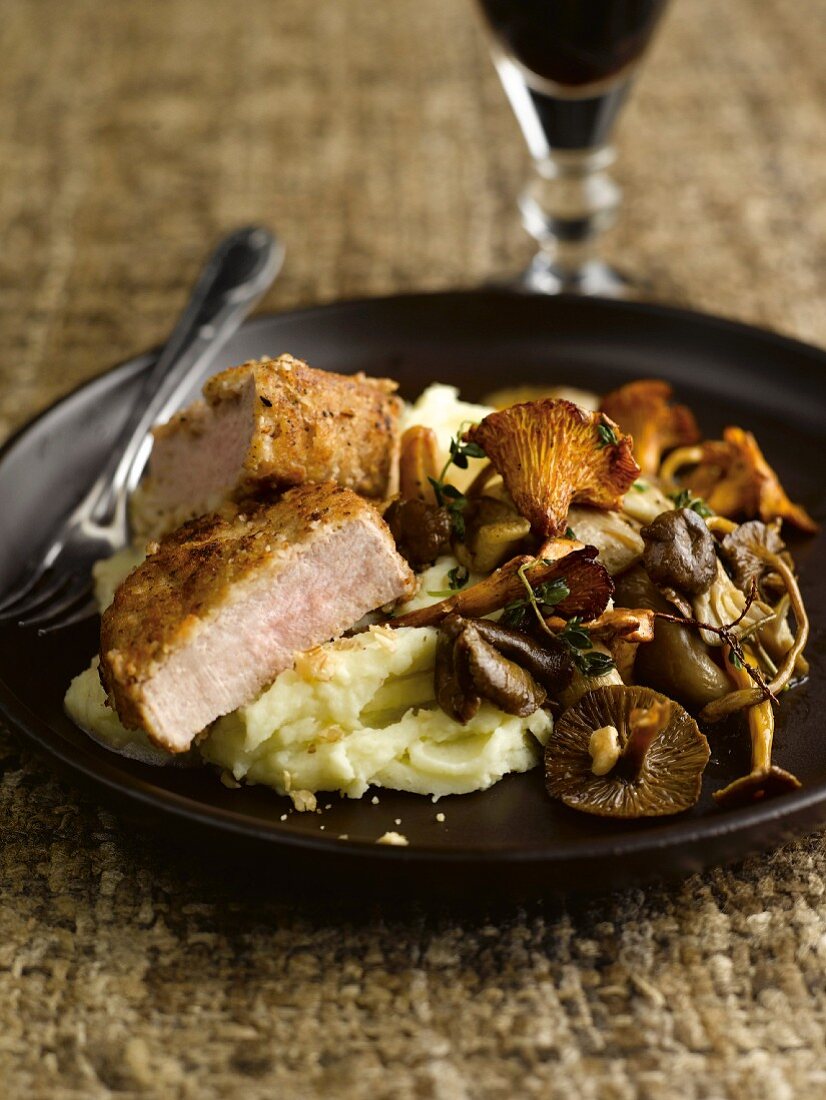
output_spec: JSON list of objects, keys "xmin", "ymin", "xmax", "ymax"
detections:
[
  {"xmin": 558, "ymin": 617, "xmax": 617, "ymax": 677},
  {"xmin": 427, "ymin": 428, "xmax": 486, "ymax": 538},
  {"xmin": 669, "ymin": 488, "xmax": 713, "ymax": 518},
  {"xmin": 596, "ymin": 419, "xmax": 619, "ymax": 449},
  {"xmin": 427, "ymin": 564, "xmax": 470, "ymax": 599},
  {"xmin": 499, "ymin": 560, "xmax": 617, "ymax": 677},
  {"xmin": 500, "ymin": 561, "xmax": 570, "ymax": 631}
]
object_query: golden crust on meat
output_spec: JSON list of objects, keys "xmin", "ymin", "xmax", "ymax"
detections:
[
  {"xmin": 100, "ymin": 483, "xmax": 412, "ymax": 731},
  {"xmin": 466, "ymin": 400, "xmax": 639, "ymax": 537},
  {"xmin": 156, "ymin": 354, "xmax": 403, "ymax": 500}
]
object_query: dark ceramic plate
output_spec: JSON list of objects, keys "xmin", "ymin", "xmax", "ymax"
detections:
[{"xmin": 1, "ymin": 291, "xmax": 824, "ymax": 898}]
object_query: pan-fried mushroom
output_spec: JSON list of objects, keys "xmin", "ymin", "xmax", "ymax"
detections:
[
  {"xmin": 385, "ymin": 497, "xmax": 451, "ymax": 569},
  {"xmin": 700, "ymin": 544, "xmax": 810, "ymax": 723},
  {"xmin": 398, "ymin": 425, "xmax": 440, "ymax": 505},
  {"xmin": 465, "ymin": 400, "xmax": 639, "ymax": 537},
  {"xmin": 435, "ymin": 615, "xmax": 550, "ymax": 722},
  {"xmin": 453, "ymin": 496, "xmax": 531, "ymax": 574},
  {"xmin": 757, "ymin": 593, "xmax": 809, "ymax": 678},
  {"xmin": 600, "ymin": 379, "xmax": 700, "ymax": 477},
  {"xmin": 546, "ymin": 607, "xmax": 656, "ymax": 645},
  {"xmin": 692, "ymin": 560, "xmax": 774, "ymax": 649},
  {"xmin": 545, "ymin": 685, "xmax": 709, "ymax": 817},
  {"xmin": 720, "ymin": 519, "xmax": 786, "ymax": 595},
  {"xmin": 457, "ymin": 624, "xmax": 547, "ymax": 716},
  {"xmin": 718, "ymin": 519, "xmax": 808, "ymax": 677},
  {"xmin": 614, "ymin": 567, "xmax": 731, "ymax": 710},
  {"xmin": 390, "ymin": 546, "xmax": 613, "ymax": 629},
  {"xmin": 443, "ymin": 615, "xmax": 575, "ymax": 697},
  {"xmin": 641, "ymin": 508, "xmax": 717, "ymax": 595},
  {"xmin": 566, "ymin": 505, "xmax": 645, "ymax": 575},
  {"xmin": 434, "ymin": 630, "xmax": 480, "ymax": 724},
  {"xmin": 712, "ymin": 643, "xmax": 801, "ymax": 808},
  {"xmin": 660, "ymin": 427, "xmax": 818, "ymax": 533}
]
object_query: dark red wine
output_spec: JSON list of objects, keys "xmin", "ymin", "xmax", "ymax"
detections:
[{"xmin": 478, "ymin": 0, "xmax": 668, "ymax": 89}]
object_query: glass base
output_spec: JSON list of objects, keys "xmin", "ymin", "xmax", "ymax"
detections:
[{"xmin": 513, "ymin": 253, "xmax": 643, "ymax": 298}]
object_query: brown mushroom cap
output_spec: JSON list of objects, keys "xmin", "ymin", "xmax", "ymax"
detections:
[
  {"xmin": 713, "ymin": 765, "xmax": 801, "ymax": 809},
  {"xmin": 391, "ymin": 545, "xmax": 613, "ymax": 629},
  {"xmin": 545, "ymin": 685, "xmax": 710, "ymax": 818},
  {"xmin": 435, "ymin": 615, "xmax": 547, "ymax": 722},
  {"xmin": 720, "ymin": 519, "xmax": 786, "ymax": 594},
  {"xmin": 445, "ymin": 614, "xmax": 575, "ymax": 697},
  {"xmin": 641, "ymin": 507, "xmax": 718, "ymax": 596},
  {"xmin": 385, "ymin": 497, "xmax": 451, "ymax": 569}
]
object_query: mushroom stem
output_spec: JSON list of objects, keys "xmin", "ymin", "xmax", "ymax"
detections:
[
  {"xmin": 712, "ymin": 643, "xmax": 802, "ymax": 807},
  {"xmin": 700, "ymin": 549, "xmax": 809, "ymax": 722},
  {"xmin": 398, "ymin": 426, "xmax": 440, "ymax": 505},
  {"xmin": 730, "ymin": 643, "xmax": 774, "ymax": 771},
  {"xmin": 706, "ymin": 516, "xmax": 737, "ymax": 537},
  {"xmin": 464, "ymin": 462, "xmax": 497, "ymax": 498},
  {"xmin": 659, "ymin": 445, "xmax": 704, "ymax": 487}
]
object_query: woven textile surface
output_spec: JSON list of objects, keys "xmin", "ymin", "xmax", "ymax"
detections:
[{"xmin": 1, "ymin": 1, "xmax": 825, "ymax": 1096}]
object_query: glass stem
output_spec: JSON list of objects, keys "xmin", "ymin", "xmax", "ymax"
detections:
[{"xmin": 521, "ymin": 146, "xmax": 620, "ymax": 276}]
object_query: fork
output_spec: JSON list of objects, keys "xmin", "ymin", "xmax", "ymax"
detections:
[{"xmin": 0, "ymin": 225, "xmax": 284, "ymax": 633}]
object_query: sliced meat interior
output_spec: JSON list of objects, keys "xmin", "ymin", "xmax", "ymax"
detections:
[
  {"xmin": 133, "ymin": 354, "xmax": 402, "ymax": 536},
  {"xmin": 100, "ymin": 482, "xmax": 415, "ymax": 752}
]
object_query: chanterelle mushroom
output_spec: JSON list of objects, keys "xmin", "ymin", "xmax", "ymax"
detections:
[
  {"xmin": 600, "ymin": 379, "xmax": 700, "ymax": 478},
  {"xmin": 465, "ymin": 399, "xmax": 639, "ymax": 537},
  {"xmin": 661, "ymin": 427, "xmax": 818, "ymax": 534},
  {"xmin": 545, "ymin": 685, "xmax": 710, "ymax": 817}
]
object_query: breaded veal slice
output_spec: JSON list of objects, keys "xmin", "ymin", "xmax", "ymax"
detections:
[
  {"xmin": 100, "ymin": 482, "xmax": 415, "ymax": 753},
  {"xmin": 132, "ymin": 354, "xmax": 403, "ymax": 536}
]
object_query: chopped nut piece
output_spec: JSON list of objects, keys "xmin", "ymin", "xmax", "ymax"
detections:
[
  {"xmin": 289, "ymin": 790, "xmax": 317, "ymax": 813},
  {"xmin": 466, "ymin": 400, "xmax": 639, "ymax": 537},
  {"xmin": 588, "ymin": 725, "xmax": 621, "ymax": 775},
  {"xmin": 376, "ymin": 831, "xmax": 409, "ymax": 846}
]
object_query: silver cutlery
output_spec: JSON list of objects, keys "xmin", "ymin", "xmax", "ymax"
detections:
[{"xmin": 0, "ymin": 225, "xmax": 284, "ymax": 632}]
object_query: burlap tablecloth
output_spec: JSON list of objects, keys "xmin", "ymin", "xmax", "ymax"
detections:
[{"xmin": 2, "ymin": 1, "xmax": 825, "ymax": 1096}]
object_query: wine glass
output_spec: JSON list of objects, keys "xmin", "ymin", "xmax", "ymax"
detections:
[{"xmin": 477, "ymin": 0, "xmax": 670, "ymax": 296}]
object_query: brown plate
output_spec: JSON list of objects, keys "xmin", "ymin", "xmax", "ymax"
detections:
[{"xmin": 0, "ymin": 291, "xmax": 823, "ymax": 899}]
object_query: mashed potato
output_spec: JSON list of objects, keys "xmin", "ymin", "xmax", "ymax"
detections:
[
  {"xmin": 66, "ymin": 629, "xmax": 552, "ymax": 797},
  {"xmin": 201, "ymin": 626, "xmax": 551, "ymax": 799},
  {"xmin": 402, "ymin": 384, "xmax": 492, "ymax": 491},
  {"xmin": 92, "ymin": 545, "xmax": 146, "ymax": 610}
]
